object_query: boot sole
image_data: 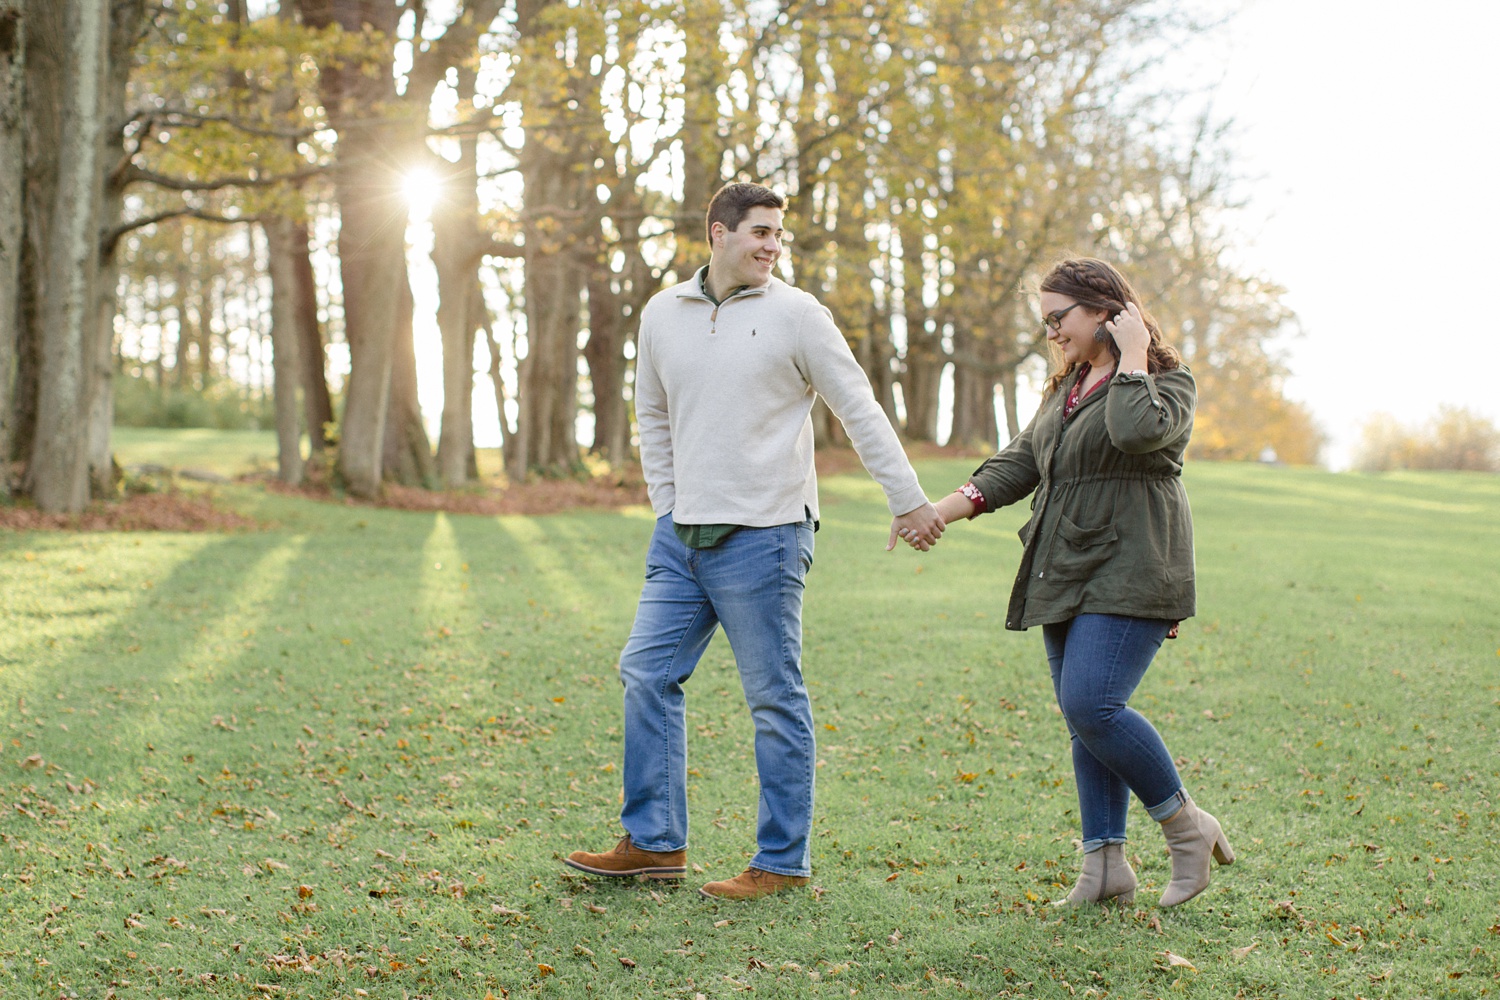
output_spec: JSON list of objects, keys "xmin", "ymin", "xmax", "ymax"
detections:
[{"xmin": 562, "ymin": 858, "xmax": 685, "ymax": 879}]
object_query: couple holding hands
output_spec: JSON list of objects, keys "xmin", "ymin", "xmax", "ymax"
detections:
[{"xmin": 563, "ymin": 182, "xmax": 1233, "ymax": 908}]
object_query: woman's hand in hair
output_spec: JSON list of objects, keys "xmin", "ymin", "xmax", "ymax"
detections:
[{"xmin": 1105, "ymin": 301, "xmax": 1151, "ymax": 371}]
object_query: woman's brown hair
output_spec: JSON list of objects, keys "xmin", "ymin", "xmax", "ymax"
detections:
[{"xmin": 1038, "ymin": 257, "xmax": 1181, "ymax": 396}]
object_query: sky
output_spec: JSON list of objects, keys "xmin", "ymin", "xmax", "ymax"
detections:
[{"xmin": 1177, "ymin": 0, "xmax": 1500, "ymax": 468}]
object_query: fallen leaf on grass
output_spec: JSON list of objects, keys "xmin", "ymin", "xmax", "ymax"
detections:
[
  {"xmin": 714, "ymin": 919, "xmax": 732, "ymax": 928},
  {"xmin": 1231, "ymin": 942, "xmax": 1258, "ymax": 960},
  {"xmin": 585, "ymin": 903, "xmax": 607, "ymax": 914},
  {"xmin": 20, "ymin": 755, "xmax": 43, "ymax": 770},
  {"xmin": 537, "ymin": 964, "xmax": 554, "ymax": 977},
  {"xmin": 888, "ymin": 930, "xmax": 903, "ymax": 945},
  {"xmin": 619, "ymin": 957, "xmax": 637, "ymax": 969},
  {"xmin": 1162, "ymin": 950, "xmax": 1196, "ymax": 971}
]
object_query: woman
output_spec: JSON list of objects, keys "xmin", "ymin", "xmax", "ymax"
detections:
[{"xmin": 922, "ymin": 257, "xmax": 1233, "ymax": 907}]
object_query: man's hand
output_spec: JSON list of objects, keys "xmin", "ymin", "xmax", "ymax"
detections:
[{"xmin": 887, "ymin": 501, "xmax": 945, "ymax": 552}]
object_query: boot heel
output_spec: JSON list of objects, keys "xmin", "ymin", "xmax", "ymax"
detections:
[{"xmin": 1212, "ymin": 832, "xmax": 1235, "ymax": 866}]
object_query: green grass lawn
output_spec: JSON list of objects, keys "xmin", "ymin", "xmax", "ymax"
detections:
[
  {"xmin": 1, "ymin": 457, "xmax": 1497, "ymax": 998},
  {"xmin": 111, "ymin": 427, "xmax": 281, "ymax": 479}
]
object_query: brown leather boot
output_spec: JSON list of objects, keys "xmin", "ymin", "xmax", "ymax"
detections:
[
  {"xmin": 1053, "ymin": 843, "xmax": 1137, "ymax": 907},
  {"xmin": 1158, "ymin": 795, "xmax": 1234, "ymax": 907},
  {"xmin": 698, "ymin": 867, "xmax": 809, "ymax": 900},
  {"xmin": 563, "ymin": 835, "xmax": 685, "ymax": 880}
]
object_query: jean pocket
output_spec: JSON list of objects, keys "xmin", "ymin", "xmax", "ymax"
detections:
[{"xmin": 796, "ymin": 520, "xmax": 815, "ymax": 574}]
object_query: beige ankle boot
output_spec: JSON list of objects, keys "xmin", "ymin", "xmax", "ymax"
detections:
[
  {"xmin": 1054, "ymin": 843, "xmax": 1136, "ymax": 907},
  {"xmin": 1158, "ymin": 795, "xmax": 1234, "ymax": 907}
]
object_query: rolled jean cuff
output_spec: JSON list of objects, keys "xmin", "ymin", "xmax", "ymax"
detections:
[
  {"xmin": 750, "ymin": 860, "xmax": 811, "ymax": 878},
  {"xmin": 621, "ymin": 826, "xmax": 685, "ymax": 854},
  {"xmin": 1146, "ymin": 787, "xmax": 1189, "ymax": 823},
  {"xmin": 1081, "ymin": 836, "xmax": 1128, "ymax": 854}
]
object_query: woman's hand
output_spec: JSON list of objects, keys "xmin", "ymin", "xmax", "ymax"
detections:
[{"xmin": 1104, "ymin": 301, "xmax": 1150, "ymax": 370}]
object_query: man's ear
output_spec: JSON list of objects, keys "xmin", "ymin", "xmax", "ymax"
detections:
[{"xmin": 709, "ymin": 221, "xmax": 725, "ymax": 247}]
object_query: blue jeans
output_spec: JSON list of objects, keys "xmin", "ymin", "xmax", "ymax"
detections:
[
  {"xmin": 618, "ymin": 514, "xmax": 816, "ymax": 877},
  {"xmin": 1042, "ymin": 614, "xmax": 1188, "ymax": 853}
]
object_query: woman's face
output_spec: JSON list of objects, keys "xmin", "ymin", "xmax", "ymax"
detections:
[{"xmin": 1040, "ymin": 291, "xmax": 1113, "ymax": 369}]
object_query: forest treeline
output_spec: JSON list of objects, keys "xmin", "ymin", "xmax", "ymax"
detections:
[{"xmin": 1, "ymin": 0, "xmax": 1325, "ymax": 514}]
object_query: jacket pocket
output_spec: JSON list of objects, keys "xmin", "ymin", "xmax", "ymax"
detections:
[
  {"xmin": 1046, "ymin": 514, "xmax": 1119, "ymax": 581},
  {"xmin": 1017, "ymin": 517, "xmax": 1036, "ymax": 547}
]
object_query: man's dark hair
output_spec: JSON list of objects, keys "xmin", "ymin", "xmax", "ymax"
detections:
[{"xmin": 705, "ymin": 182, "xmax": 786, "ymax": 243}]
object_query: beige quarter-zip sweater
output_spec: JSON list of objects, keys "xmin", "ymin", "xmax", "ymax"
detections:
[{"xmin": 635, "ymin": 269, "xmax": 927, "ymax": 526}]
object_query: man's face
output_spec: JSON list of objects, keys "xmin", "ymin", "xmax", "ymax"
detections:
[{"xmin": 711, "ymin": 206, "xmax": 785, "ymax": 289}]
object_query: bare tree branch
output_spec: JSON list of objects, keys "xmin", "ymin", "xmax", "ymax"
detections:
[
  {"xmin": 123, "ymin": 162, "xmax": 327, "ymax": 192},
  {"xmin": 102, "ymin": 207, "xmax": 247, "ymax": 256}
]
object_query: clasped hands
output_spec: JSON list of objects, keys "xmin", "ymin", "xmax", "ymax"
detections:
[{"xmin": 886, "ymin": 500, "xmax": 946, "ymax": 552}]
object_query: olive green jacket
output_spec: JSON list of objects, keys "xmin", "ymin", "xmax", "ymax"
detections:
[{"xmin": 969, "ymin": 367, "xmax": 1197, "ymax": 631}]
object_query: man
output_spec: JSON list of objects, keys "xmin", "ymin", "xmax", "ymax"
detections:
[{"xmin": 564, "ymin": 182, "xmax": 944, "ymax": 900}]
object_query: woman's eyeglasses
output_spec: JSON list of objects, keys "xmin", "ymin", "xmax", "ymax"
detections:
[{"xmin": 1043, "ymin": 302, "xmax": 1083, "ymax": 330}]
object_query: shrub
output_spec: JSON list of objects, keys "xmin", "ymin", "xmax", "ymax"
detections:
[{"xmin": 113, "ymin": 373, "xmax": 274, "ymax": 430}]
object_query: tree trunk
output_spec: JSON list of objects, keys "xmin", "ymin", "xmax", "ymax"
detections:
[
  {"xmin": 329, "ymin": 144, "xmax": 407, "ymax": 497},
  {"xmin": 11, "ymin": 246, "xmax": 37, "ymax": 467},
  {"xmin": 481, "ymin": 288, "xmax": 513, "ymax": 463},
  {"xmin": 84, "ymin": 0, "xmax": 141, "ymax": 499},
  {"xmin": 0, "ymin": 0, "xmax": 22, "ymax": 498},
  {"xmin": 381, "ymin": 274, "xmax": 433, "ymax": 486},
  {"xmin": 264, "ymin": 215, "xmax": 306, "ymax": 484},
  {"xmin": 290, "ymin": 219, "xmax": 333, "ymax": 451},
  {"xmin": 997, "ymin": 364, "xmax": 1021, "ymax": 443},
  {"xmin": 198, "ymin": 276, "xmax": 215, "ymax": 388},
  {"xmin": 897, "ymin": 223, "xmax": 943, "ymax": 443},
  {"xmin": 173, "ymin": 254, "xmax": 194, "ymax": 386},
  {"xmin": 508, "ymin": 0, "xmax": 595, "ymax": 478},
  {"xmin": 584, "ymin": 270, "xmax": 629, "ymax": 466},
  {"xmin": 298, "ymin": 0, "xmax": 406, "ymax": 498},
  {"xmin": 431, "ymin": 136, "xmax": 482, "ymax": 488},
  {"xmin": 900, "ymin": 318, "xmax": 944, "ymax": 444},
  {"xmin": 511, "ymin": 234, "xmax": 582, "ymax": 478},
  {"xmin": 949, "ymin": 362, "xmax": 997, "ymax": 452},
  {"xmin": 24, "ymin": 0, "xmax": 106, "ymax": 513},
  {"xmin": 86, "ymin": 244, "xmax": 119, "ymax": 497}
]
